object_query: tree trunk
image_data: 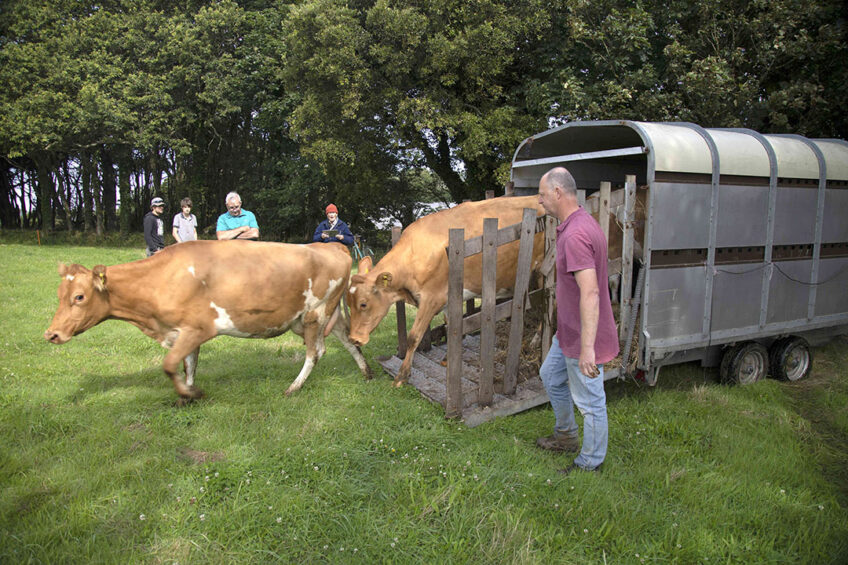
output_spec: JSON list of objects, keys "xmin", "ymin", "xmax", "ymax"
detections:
[
  {"xmin": 35, "ymin": 155, "xmax": 55, "ymax": 231},
  {"xmin": 117, "ymin": 147, "xmax": 132, "ymax": 233},
  {"xmin": 55, "ymin": 159, "xmax": 74, "ymax": 232},
  {"xmin": 80, "ymin": 151, "xmax": 94, "ymax": 232},
  {"xmin": 100, "ymin": 147, "xmax": 117, "ymax": 232}
]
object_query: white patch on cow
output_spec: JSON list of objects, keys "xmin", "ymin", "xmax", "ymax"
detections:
[
  {"xmin": 188, "ymin": 266, "xmax": 196, "ymax": 277},
  {"xmin": 65, "ymin": 275, "xmax": 75, "ymax": 281},
  {"xmin": 161, "ymin": 329, "xmax": 179, "ymax": 349},
  {"xmin": 300, "ymin": 277, "xmax": 344, "ymax": 325},
  {"xmin": 462, "ymin": 289, "xmax": 480, "ymax": 301},
  {"xmin": 349, "ymin": 286, "xmax": 356, "ymax": 294},
  {"xmin": 210, "ymin": 301, "xmax": 250, "ymax": 337}
]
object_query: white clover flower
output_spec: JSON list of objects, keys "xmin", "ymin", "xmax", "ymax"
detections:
[
  {"xmin": 277, "ymin": 517, "xmax": 282, "ymax": 523},
  {"xmin": 139, "ymin": 514, "xmax": 146, "ymax": 521},
  {"xmin": 199, "ymin": 514, "xmax": 206, "ymax": 521}
]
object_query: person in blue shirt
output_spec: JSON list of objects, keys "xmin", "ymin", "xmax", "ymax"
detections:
[
  {"xmin": 216, "ymin": 192, "xmax": 259, "ymax": 240},
  {"xmin": 312, "ymin": 203, "xmax": 354, "ymax": 246}
]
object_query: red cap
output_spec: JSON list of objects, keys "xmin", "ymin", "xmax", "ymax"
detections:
[{"xmin": 326, "ymin": 204, "xmax": 338, "ymax": 214}]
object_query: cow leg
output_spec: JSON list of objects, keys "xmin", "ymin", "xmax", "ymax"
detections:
[
  {"xmin": 184, "ymin": 347, "xmax": 200, "ymax": 387},
  {"xmin": 285, "ymin": 320, "xmax": 321, "ymax": 396},
  {"xmin": 395, "ymin": 299, "xmax": 442, "ymax": 387},
  {"xmin": 164, "ymin": 329, "xmax": 212, "ymax": 402},
  {"xmin": 330, "ymin": 312, "xmax": 372, "ymax": 380},
  {"xmin": 608, "ymin": 273, "xmax": 621, "ymax": 305}
]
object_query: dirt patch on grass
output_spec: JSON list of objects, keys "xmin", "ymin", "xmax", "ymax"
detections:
[{"xmin": 177, "ymin": 447, "xmax": 226, "ymax": 465}]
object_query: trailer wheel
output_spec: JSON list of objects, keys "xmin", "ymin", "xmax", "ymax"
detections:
[
  {"xmin": 769, "ymin": 337, "xmax": 812, "ymax": 381},
  {"xmin": 721, "ymin": 342, "xmax": 769, "ymax": 385}
]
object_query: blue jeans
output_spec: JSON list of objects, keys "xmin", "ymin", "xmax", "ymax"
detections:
[{"xmin": 539, "ymin": 334, "xmax": 608, "ymax": 469}]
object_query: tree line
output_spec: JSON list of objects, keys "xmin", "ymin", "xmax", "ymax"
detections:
[{"xmin": 1, "ymin": 0, "xmax": 845, "ymax": 243}]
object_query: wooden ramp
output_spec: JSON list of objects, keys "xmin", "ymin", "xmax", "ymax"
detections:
[{"xmin": 378, "ymin": 335, "xmax": 550, "ymax": 428}]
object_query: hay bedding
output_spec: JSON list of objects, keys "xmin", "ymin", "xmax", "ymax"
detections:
[{"xmin": 458, "ymin": 300, "xmax": 640, "ymax": 387}]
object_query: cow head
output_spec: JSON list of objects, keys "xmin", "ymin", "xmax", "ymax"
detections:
[
  {"xmin": 44, "ymin": 263, "xmax": 111, "ymax": 344},
  {"xmin": 347, "ymin": 256, "xmax": 398, "ymax": 346}
]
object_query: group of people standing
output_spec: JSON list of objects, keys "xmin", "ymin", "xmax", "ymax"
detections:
[
  {"xmin": 142, "ymin": 165, "xmax": 613, "ymax": 475},
  {"xmin": 143, "ymin": 192, "xmax": 351, "ymax": 256}
]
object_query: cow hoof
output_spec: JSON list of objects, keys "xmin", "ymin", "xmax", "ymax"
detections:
[
  {"xmin": 175, "ymin": 396, "xmax": 195, "ymax": 407},
  {"xmin": 392, "ymin": 380, "xmax": 406, "ymax": 388}
]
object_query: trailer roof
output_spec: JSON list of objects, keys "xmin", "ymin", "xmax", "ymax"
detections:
[{"xmin": 511, "ymin": 121, "xmax": 848, "ymax": 187}]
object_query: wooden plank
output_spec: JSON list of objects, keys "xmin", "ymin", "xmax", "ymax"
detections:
[
  {"xmin": 619, "ymin": 175, "xmax": 637, "ymax": 342},
  {"xmin": 462, "ymin": 216, "xmax": 546, "ymax": 258},
  {"xmin": 391, "ymin": 226, "xmax": 407, "ymax": 357},
  {"xmin": 541, "ymin": 216, "xmax": 558, "ymax": 362},
  {"xmin": 599, "ymin": 181, "xmax": 611, "ymax": 244},
  {"xmin": 446, "ymin": 228, "xmax": 465, "ymax": 418},
  {"xmin": 504, "ymin": 208, "xmax": 538, "ymax": 395},
  {"xmin": 461, "ymin": 376, "xmax": 550, "ymax": 428},
  {"xmin": 479, "ymin": 217, "xmax": 498, "ymax": 406}
]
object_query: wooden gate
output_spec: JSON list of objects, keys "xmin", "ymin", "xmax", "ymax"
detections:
[{"xmin": 378, "ymin": 208, "xmax": 558, "ymax": 426}]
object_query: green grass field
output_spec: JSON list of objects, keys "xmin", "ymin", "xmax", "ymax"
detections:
[{"xmin": 1, "ymin": 241, "xmax": 846, "ymax": 564}]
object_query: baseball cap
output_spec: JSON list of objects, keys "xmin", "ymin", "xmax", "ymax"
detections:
[{"xmin": 151, "ymin": 197, "xmax": 165, "ymax": 207}]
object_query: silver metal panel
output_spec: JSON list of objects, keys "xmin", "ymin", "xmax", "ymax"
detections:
[
  {"xmin": 710, "ymin": 264, "xmax": 766, "ymax": 331},
  {"xmin": 645, "ymin": 267, "xmax": 706, "ymax": 341},
  {"xmin": 823, "ymin": 189, "xmax": 848, "ymax": 242},
  {"xmin": 636, "ymin": 122, "xmax": 713, "ymax": 174},
  {"xmin": 767, "ymin": 260, "xmax": 813, "ymax": 324},
  {"xmin": 716, "ymin": 185, "xmax": 769, "ymax": 247},
  {"xmin": 764, "ymin": 136, "xmax": 820, "ymax": 179},
  {"xmin": 773, "ymin": 188, "xmax": 817, "ymax": 245},
  {"xmin": 708, "ymin": 129, "xmax": 771, "ymax": 177},
  {"xmin": 812, "ymin": 139, "xmax": 848, "ymax": 180},
  {"xmin": 814, "ymin": 257, "xmax": 848, "ymax": 316},
  {"xmin": 648, "ymin": 183, "xmax": 712, "ymax": 249}
]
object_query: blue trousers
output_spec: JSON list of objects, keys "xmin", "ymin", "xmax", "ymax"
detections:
[{"xmin": 539, "ymin": 334, "xmax": 608, "ymax": 469}]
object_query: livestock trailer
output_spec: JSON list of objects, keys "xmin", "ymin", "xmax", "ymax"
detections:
[{"xmin": 510, "ymin": 121, "xmax": 848, "ymax": 385}]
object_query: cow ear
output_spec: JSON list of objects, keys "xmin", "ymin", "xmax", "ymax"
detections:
[
  {"xmin": 358, "ymin": 256, "xmax": 372, "ymax": 275},
  {"xmin": 92, "ymin": 265, "xmax": 107, "ymax": 291},
  {"xmin": 378, "ymin": 272, "xmax": 393, "ymax": 289},
  {"xmin": 58, "ymin": 262, "xmax": 68, "ymax": 277}
]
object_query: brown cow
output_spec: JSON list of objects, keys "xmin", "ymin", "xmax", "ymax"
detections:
[
  {"xmin": 585, "ymin": 187, "xmax": 647, "ymax": 302},
  {"xmin": 347, "ymin": 195, "xmax": 545, "ymax": 387},
  {"xmin": 44, "ymin": 240, "xmax": 371, "ymax": 400}
]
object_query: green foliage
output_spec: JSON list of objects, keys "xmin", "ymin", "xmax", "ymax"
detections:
[
  {"xmin": 2, "ymin": 242, "xmax": 847, "ymax": 563},
  {"xmin": 1, "ymin": 0, "xmax": 846, "ymax": 235}
]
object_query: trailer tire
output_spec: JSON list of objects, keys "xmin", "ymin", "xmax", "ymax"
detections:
[
  {"xmin": 721, "ymin": 342, "xmax": 769, "ymax": 385},
  {"xmin": 769, "ymin": 337, "xmax": 812, "ymax": 382},
  {"xmin": 719, "ymin": 344, "xmax": 741, "ymax": 384}
]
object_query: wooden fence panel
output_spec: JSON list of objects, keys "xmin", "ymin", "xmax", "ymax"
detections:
[
  {"xmin": 479, "ymin": 217, "xmax": 498, "ymax": 406},
  {"xmin": 620, "ymin": 175, "xmax": 637, "ymax": 342},
  {"xmin": 504, "ymin": 208, "xmax": 540, "ymax": 394},
  {"xmin": 391, "ymin": 226, "xmax": 408, "ymax": 357},
  {"xmin": 446, "ymin": 228, "xmax": 466, "ymax": 418}
]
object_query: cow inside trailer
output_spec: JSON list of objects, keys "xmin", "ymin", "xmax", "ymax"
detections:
[{"xmin": 511, "ymin": 121, "xmax": 848, "ymax": 385}]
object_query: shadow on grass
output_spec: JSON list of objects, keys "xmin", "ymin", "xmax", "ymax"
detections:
[{"xmin": 64, "ymin": 339, "xmax": 380, "ymax": 407}]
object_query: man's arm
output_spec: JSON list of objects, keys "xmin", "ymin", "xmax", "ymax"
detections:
[
  {"xmin": 574, "ymin": 268, "xmax": 601, "ymax": 378},
  {"xmin": 172, "ymin": 225, "xmax": 181, "ymax": 243},
  {"xmin": 217, "ymin": 225, "xmax": 257, "ymax": 240}
]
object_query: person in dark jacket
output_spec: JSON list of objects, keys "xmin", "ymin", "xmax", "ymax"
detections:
[
  {"xmin": 144, "ymin": 197, "xmax": 166, "ymax": 256},
  {"xmin": 312, "ymin": 203, "xmax": 354, "ymax": 246}
]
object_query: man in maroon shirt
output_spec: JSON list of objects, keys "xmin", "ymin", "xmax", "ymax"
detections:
[{"xmin": 536, "ymin": 167, "xmax": 619, "ymax": 474}]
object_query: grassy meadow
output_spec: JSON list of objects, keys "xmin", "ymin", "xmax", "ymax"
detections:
[{"xmin": 1, "ymin": 240, "xmax": 847, "ymax": 564}]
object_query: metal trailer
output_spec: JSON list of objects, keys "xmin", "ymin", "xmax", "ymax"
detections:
[{"xmin": 510, "ymin": 120, "xmax": 848, "ymax": 385}]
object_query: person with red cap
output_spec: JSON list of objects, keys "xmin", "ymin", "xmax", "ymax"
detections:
[{"xmin": 313, "ymin": 203, "xmax": 354, "ymax": 246}]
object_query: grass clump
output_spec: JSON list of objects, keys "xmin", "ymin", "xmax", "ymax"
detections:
[{"xmin": 1, "ymin": 241, "xmax": 846, "ymax": 564}]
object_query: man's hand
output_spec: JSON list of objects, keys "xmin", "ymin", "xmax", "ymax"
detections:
[
  {"xmin": 321, "ymin": 232, "xmax": 330, "ymax": 239},
  {"xmin": 336, "ymin": 234, "xmax": 344, "ymax": 241},
  {"xmin": 579, "ymin": 346, "xmax": 599, "ymax": 378}
]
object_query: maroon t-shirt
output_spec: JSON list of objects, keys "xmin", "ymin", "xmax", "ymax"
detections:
[{"xmin": 555, "ymin": 207, "xmax": 620, "ymax": 364}]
